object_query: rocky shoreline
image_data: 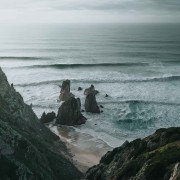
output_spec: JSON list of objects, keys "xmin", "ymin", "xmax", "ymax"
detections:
[{"xmin": 83, "ymin": 127, "xmax": 180, "ymax": 180}]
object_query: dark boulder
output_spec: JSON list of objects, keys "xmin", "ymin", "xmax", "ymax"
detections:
[
  {"xmin": 56, "ymin": 97, "xmax": 86, "ymax": 125},
  {"xmin": 105, "ymin": 94, "xmax": 109, "ymax": 97},
  {"xmin": 85, "ymin": 93, "xmax": 100, "ymax": 113},
  {"xmin": 40, "ymin": 111, "xmax": 56, "ymax": 124},
  {"xmin": 78, "ymin": 87, "xmax": 83, "ymax": 91},
  {"xmin": 59, "ymin": 80, "xmax": 74, "ymax": 101}
]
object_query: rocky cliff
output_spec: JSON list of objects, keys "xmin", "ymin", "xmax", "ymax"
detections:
[
  {"xmin": 0, "ymin": 67, "xmax": 82, "ymax": 179},
  {"xmin": 83, "ymin": 127, "xmax": 180, "ymax": 180}
]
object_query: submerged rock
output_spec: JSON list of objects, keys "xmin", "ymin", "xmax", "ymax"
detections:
[
  {"xmin": 78, "ymin": 87, "xmax": 83, "ymax": 91},
  {"xmin": 100, "ymin": 105, "xmax": 104, "ymax": 108},
  {"xmin": 84, "ymin": 85, "xmax": 99, "ymax": 95},
  {"xmin": 0, "ymin": 67, "xmax": 82, "ymax": 180},
  {"xmin": 85, "ymin": 93, "xmax": 100, "ymax": 113},
  {"xmin": 59, "ymin": 80, "xmax": 74, "ymax": 101},
  {"xmin": 83, "ymin": 127, "xmax": 180, "ymax": 180},
  {"xmin": 56, "ymin": 97, "xmax": 86, "ymax": 125},
  {"xmin": 40, "ymin": 111, "xmax": 56, "ymax": 124}
]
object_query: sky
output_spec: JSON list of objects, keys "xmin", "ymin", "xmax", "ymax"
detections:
[{"xmin": 0, "ymin": 0, "xmax": 179, "ymax": 23}]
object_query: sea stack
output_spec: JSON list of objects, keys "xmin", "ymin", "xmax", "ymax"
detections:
[
  {"xmin": 84, "ymin": 84, "xmax": 99, "ymax": 95},
  {"xmin": 85, "ymin": 93, "xmax": 100, "ymax": 113},
  {"xmin": 59, "ymin": 80, "xmax": 74, "ymax": 101},
  {"xmin": 56, "ymin": 97, "xmax": 86, "ymax": 125}
]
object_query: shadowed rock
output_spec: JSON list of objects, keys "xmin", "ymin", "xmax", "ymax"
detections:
[
  {"xmin": 56, "ymin": 97, "xmax": 86, "ymax": 125},
  {"xmin": 85, "ymin": 93, "xmax": 100, "ymax": 113},
  {"xmin": 59, "ymin": 80, "xmax": 74, "ymax": 101},
  {"xmin": 40, "ymin": 111, "xmax": 56, "ymax": 124}
]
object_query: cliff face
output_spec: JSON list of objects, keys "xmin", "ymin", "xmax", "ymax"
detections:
[
  {"xmin": 83, "ymin": 127, "xmax": 180, "ymax": 180},
  {"xmin": 0, "ymin": 68, "xmax": 82, "ymax": 180}
]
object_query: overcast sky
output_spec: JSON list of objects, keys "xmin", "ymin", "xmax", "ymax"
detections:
[{"xmin": 0, "ymin": 0, "xmax": 179, "ymax": 23}]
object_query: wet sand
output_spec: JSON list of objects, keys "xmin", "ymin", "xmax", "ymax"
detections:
[{"xmin": 49, "ymin": 125, "xmax": 112, "ymax": 173}]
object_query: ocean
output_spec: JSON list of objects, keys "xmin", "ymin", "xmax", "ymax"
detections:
[{"xmin": 0, "ymin": 23, "xmax": 180, "ymax": 147}]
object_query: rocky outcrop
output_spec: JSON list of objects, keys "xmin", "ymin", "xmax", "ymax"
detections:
[
  {"xmin": 84, "ymin": 85, "xmax": 99, "ymax": 95},
  {"xmin": 170, "ymin": 163, "xmax": 180, "ymax": 180},
  {"xmin": 59, "ymin": 80, "xmax": 74, "ymax": 101},
  {"xmin": 56, "ymin": 97, "xmax": 86, "ymax": 126},
  {"xmin": 0, "ymin": 67, "xmax": 82, "ymax": 180},
  {"xmin": 40, "ymin": 111, "xmax": 56, "ymax": 124},
  {"xmin": 83, "ymin": 127, "xmax": 180, "ymax": 180},
  {"xmin": 85, "ymin": 93, "xmax": 100, "ymax": 113}
]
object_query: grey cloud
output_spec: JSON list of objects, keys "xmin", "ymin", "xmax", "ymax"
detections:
[
  {"xmin": 37, "ymin": 0, "xmax": 180, "ymax": 13},
  {"xmin": 0, "ymin": 0, "xmax": 179, "ymax": 23},
  {"xmin": 150, "ymin": 0, "xmax": 180, "ymax": 11},
  {"xmin": 0, "ymin": 0, "xmax": 179, "ymax": 13}
]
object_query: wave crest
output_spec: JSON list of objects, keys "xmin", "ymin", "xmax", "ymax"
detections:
[{"xmin": 15, "ymin": 75, "xmax": 180, "ymax": 87}]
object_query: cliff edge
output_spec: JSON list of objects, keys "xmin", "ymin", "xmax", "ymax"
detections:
[{"xmin": 0, "ymin": 67, "xmax": 82, "ymax": 180}]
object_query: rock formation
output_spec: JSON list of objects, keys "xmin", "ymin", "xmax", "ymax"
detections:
[
  {"xmin": 56, "ymin": 97, "xmax": 86, "ymax": 125},
  {"xmin": 59, "ymin": 80, "xmax": 74, "ymax": 101},
  {"xmin": 84, "ymin": 85, "xmax": 99, "ymax": 95},
  {"xmin": 78, "ymin": 87, "xmax": 83, "ymax": 91},
  {"xmin": 0, "ymin": 67, "xmax": 82, "ymax": 179},
  {"xmin": 170, "ymin": 163, "xmax": 180, "ymax": 180},
  {"xmin": 40, "ymin": 111, "xmax": 56, "ymax": 124},
  {"xmin": 99, "ymin": 105, "xmax": 104, "ymax": 108},
  {"xmin": 83, "ymin": 127, "xmax": 180, "ymax": 180},
  {"xmin": 85, "ymin": 93, "xmax": 100, "ymax": 113}
]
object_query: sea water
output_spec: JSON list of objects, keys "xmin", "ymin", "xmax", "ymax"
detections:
[{"xmin": 0, "ymin": 23, "xmax": 180, "ymax": 147}]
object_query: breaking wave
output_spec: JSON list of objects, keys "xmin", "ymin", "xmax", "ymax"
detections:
[
  {"xmin": 15, "ymin": 75, "xmax": 180, "ymax": 87},
  {"xmin": 0, "ymin": 56, "xmax": 47, "ymax": 60},
  {"xmin": 13, "ymin": 62, "xmax": 149, "ymax": 69}
]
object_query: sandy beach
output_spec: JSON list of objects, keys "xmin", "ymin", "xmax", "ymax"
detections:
[{"xmin": 49, "ymin": 125, "xmax": 112, "ymax": 173}]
